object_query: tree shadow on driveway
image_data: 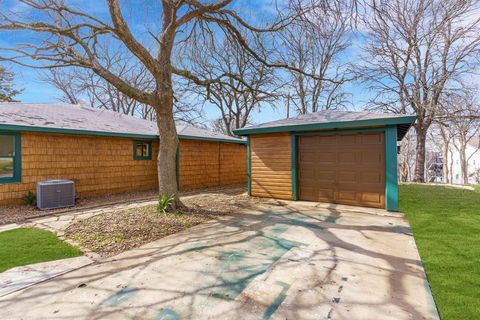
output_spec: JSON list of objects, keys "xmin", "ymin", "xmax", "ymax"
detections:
[{"xmin": 0, "ymin": 201, "xmax": 439, "ymax": 320}]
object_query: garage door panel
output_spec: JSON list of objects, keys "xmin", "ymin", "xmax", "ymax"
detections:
[
  {"xmin": 317, "ymin": 152, "xmax": 336, "ymax": 163},
  {"xmin": 299, "ymin": 132, "xmax": 385, "ymax": 208},
  {"xmin": 338, "ymin": 151, "xmax": 356, "ymax": 163},
  {"xmin": 318, "ymin": 189, "xmax": 335, "ymax": 200},
  {"xmin": 361, "ymin": 133, "xmax": 383, "ymax": 145},
  {"xmin": 337, "ymin": 134, "xmax": 357, "ymax": 145},
  {"xmin": 361, "ymin": 171, "xmax": 384, "ymax": 184},
  {"xmin": 361, "ymin": 150, "xmax": 383, "ymax": 163},
  {"xmin": 361, "ymin": 192, "xmax": 383, "ymax": 204},
  {"xmin": 337, "ymin": 190, "xmax": 357, "ymax": 202},
  {"xmin": 299, "ymin": 152, "xmax": 318, "ymax": 162},
  {"xmin": 338, "ymin": 171, "xmax": 357, "ymax": 183},
  {"xmin": 300, "ymin": 151, "xmax": 336, "ymax": 163},
  {"xmin": 316, "ymin": 170, "xmax": 336, "ymax": 182},
  {"xmin": 299, "ymin": 168, "xmax": 315, "ymax": 178}
]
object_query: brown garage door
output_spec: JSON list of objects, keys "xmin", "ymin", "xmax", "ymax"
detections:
[{"xmin": 298, "ymin": 132, "xmax": 385, "ymax": 208}]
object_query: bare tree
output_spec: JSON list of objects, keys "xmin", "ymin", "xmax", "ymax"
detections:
[
  {"xmin": 439, "ymin": 90, "xmax": 480, "ymax": 184},
  {"xmin": 0, "ymin": 0, "xmax": 317, "ymax": 206},
  {"xmin": 359, "ymin": 0, "xmax": 480, "ymax": 182},
  {"xmin": 279, "ymin": 0, "xmax": 352, "ymax": 114},
  {"xmin": 188, "ymin": 36, "xmax": 278, "ymax": 136},
  {"xmin": 398, "ymin": 130, "xmax": 416, "ymax": 182},
  {"xmin": 43, "ymin": 47, "xmax": 202, "ymax": 123},
  {"xmin": 433, "ymin": 123, "xmax": 454, "ymax": 183}
]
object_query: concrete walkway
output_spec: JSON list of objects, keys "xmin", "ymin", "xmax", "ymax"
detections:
[
  {"xmin": 0, "ymin": 256, "xmax": 92, "ymax": 297},
  {"xmin": 0, "ymin": 201, "xmax": 439, "ymax": 320},
  {"xmin": 0, "ymin": 199, "xmax": 158, "ymax": 295}
]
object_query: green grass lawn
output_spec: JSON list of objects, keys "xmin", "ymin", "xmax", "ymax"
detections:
[
  {"xmin": 400, "ymin": 184, "xmax": 480, "ymax": 319},
  {"xmin": 0, "ymin": 227, "xmax": 83, "ymax": 272}
]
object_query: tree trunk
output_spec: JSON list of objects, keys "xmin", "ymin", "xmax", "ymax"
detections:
[
  {"xmin": 460, "ymin": 144, "xmax": 468, "ymax": 185},
  {"xmin": 156, "ymin": 99, "xmax": 181, "ymax": 207},
  {"xmin": 442, "ymin": 137, "xmax": 450, "ymax": 183},
  {"xmin": 414, "ymin": 126, "xmax": 427, "ymax": 182},
  {"xmin": 154, "ymin": 1, "xmax": 180, "ymax": 208},
  {"xmin": 442, "ymin": 140, "xmax": 449, "ymax": 184}
]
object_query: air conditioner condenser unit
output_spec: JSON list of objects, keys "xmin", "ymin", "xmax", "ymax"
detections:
[{"xmin": 36, "ymin": 179, "xmax": 75, "ymax": 210}]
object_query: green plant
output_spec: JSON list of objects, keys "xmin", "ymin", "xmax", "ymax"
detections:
[
  {"xmin": 22, "ymin": 191, "xmax": 36, "ymax": 206},
  {"xmin": 157, "ymin": 194, "xmax": 175, "ymax": 214}
]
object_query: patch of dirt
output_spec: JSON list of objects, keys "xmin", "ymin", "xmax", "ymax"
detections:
[{"xmin": 64, "ymin": 187, "xmax": 279, "ymax": 257}]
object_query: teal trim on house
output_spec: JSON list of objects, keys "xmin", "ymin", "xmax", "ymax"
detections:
[
  {"xmin": 291, "ymin": 134, "xmax": 298, "ymax": 200},
  {"xmin": 0, "ymin": 124, "xmax": 158, "ymax": 140},
  {"xmin": 234, "ymin": 116, "xmax": 416, "ymax": 136},
  {"xmin": 133, "ymin": 140, "xmax": 153, "ymax": 160},
  {"xmin": 0, "ymin": 124, "xmax": 246, "ymax": 144},
  {"xmin": 247, "ymin": 136, "xmax": 251, "ymax": 195},
  {"xmin": 385, "ymin": 125, "xmax": 399, "ymax": 211},
  {"xmin": 176, "ymin": 134, "xmax": 246, "ymax": 144},
  {"xmin": 0, "ymin": 131, "xmax": 21, "ymax": 184}
]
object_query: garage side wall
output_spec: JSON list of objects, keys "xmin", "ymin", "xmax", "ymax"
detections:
[
  {"xmin": 250, "ymin": 133, "xmax": 292, "ymax": 200},
  {"xmin": 0, "ymin": 132, "xmax": 158, "ymax": 205},
  {"xmin": 178, "ymin": 140, "xmax": 247, "ymax": 190}
]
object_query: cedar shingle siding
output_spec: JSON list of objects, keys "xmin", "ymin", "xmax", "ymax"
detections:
[
  {"xmin": 179, "ymin": 140, "xmax": 247, "ymax": 190},
  {"xmin": 0, "ymin": 132, "xmax": 246, "ymax": 205}
]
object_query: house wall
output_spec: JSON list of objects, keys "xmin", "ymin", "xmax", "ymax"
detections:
[
  {"xmin": 0, "ymin": 132, "xmax": 158, "ymax": 205},
  {"xmin": 249, "ymin": 133, "xmax": 292, "ymax": 200},
  {"xmin": 179, "ymin": 140, "xmax": 247, "ymax": 190},
  {"xmin": 449, "ymin": 141, "xmax": 480, "ymax": 184},
  {"xmin": 0, "ymin": 132, "xmax": 246, "ymax": 205}
]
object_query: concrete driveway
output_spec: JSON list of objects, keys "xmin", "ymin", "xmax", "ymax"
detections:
[{"xmin": 0, "ymin": 201, "xmax": 439, "ymax": 320}]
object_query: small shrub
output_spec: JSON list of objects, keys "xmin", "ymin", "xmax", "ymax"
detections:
[
  {"xmin": 22, "ymin": 191, "xmax": 36, "ymax": 206},
  {"xmin": 158, "ymin": 194, "xmax": 175, "ymax": 214}
]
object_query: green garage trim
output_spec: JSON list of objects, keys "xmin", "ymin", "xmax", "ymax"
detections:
[
  {"xmin": 291, "ymin": 134, "xmax": 298, "ymax": 200},
  {"xmin": 247, "ymin": 136, "xmax": 251, "ymax": 195},
  {"xmin": 385, "ymin": 125, "xmax": 399, "ymax": 211},
  {"xmin": 234, "ymin": 116, "xmax": 416, "ymax": 136}
]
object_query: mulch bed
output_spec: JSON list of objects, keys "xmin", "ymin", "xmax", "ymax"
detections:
[
  {"xmin": 65, "ymin": 205, "xmax": 210, "ymax": 256},
  {"xmin": 0, "ymin": 185, "xmax": 255, "ymax": 226},
  {"xmin": 64, "ymin": 188, "xmax": 276, "ymax": 257}
]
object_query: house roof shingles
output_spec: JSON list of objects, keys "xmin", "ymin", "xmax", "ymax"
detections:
[
  {"xmin": 233, "ymin": 109, "xmax": 416, "ymax": 140},
  {"xmin": 0, "ymin": 102, "xmax": 244, "ymax": 144}
]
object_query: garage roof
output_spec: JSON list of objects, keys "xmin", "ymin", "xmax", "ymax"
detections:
[
  {"xmin": 234, "ymin": 110, "xmax": 416, "ymax": 140},
  {"xmin": 0, "ymin": 102, "xmax": 245, "ymax": 144}
]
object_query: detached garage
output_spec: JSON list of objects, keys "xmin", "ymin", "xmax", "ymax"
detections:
[{"xmin": 234, "ymin": 110, "xmax": 416, "ymax": 211}]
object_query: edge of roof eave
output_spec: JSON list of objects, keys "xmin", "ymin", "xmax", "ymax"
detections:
[
  {"xmin": 233, "ymin": 115, "xmax": 417, "ymax": 136},
  {"xmin": 0, "ymin": 124, "xmax": 247, "ymax": 144}
]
